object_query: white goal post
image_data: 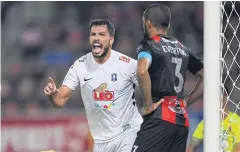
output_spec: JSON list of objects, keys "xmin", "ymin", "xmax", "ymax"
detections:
[{"xmin": 204, "ymin": 1, "xmax": 221, "ymax": 152}]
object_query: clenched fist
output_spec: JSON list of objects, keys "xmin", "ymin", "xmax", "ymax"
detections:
[{"xmin": 44, "ymin": 77, "xmax": 58, "ymax": 96}]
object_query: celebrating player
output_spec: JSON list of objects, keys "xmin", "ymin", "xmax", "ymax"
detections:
[
  {"xmin": 187, "ymin": 86, "xmax": 240, "ymax": 152},
  {"xmin": 132, "ymin": 4, "xmax": 203, "ymax": 152},
  {"xmin": 44, "ymin": 19, "xmax": 143, "ymax": 152}
]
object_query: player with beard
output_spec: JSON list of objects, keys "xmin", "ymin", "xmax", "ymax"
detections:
[
  {"xmin": 44, "ymin": 19, "xmax": 143, "ymax": 152},
  {"xmin": 131, "ymin": 4, "xmax": 203, "ymax": 152}
]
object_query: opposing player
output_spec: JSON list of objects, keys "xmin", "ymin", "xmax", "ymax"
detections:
[
  {"xmin": 187, "ymin": 87, "xmax": 240, "ymax": 152},
  {"xmin": 132, "ymin": 4, "xmax": 203, "ymax": 152},
  {"xmin": 44, "ymin": 19, "xmax": 143, "ymax": 152}
]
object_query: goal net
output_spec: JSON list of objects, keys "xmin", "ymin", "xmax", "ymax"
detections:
[
  {"xmin": 204, "ymin": 1, "xmax": 240, "ymax": 152},
  {"xmin": 220, "ymin": 1, "xmax": 240, "ymax": 152}
]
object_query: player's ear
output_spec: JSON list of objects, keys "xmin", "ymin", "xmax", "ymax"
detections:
[
  {"xmin": 110, "ymin": 36, "xmax": 114, "ymax": 46},
  {"xmin": 146, "ymin": 20, "xmax": 152, "ymax": 28}
]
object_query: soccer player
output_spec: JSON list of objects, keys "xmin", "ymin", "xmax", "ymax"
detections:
[
  {"xmin": 132, "ymin": 4, "xmax": 203, "ymax": 152},
  {"xmin": 187, "ymin": 87, "xmax": 240, "ymax": 152},
  {"xmin": 44, "ymin": 19, "xmax": 143, "ymax": 152}
]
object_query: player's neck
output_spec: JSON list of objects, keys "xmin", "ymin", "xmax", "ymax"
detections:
[
  {"xmin": 149, "ymin": 29, "xmax": 167, "ymax": 38},
  {"xmin": 94, "ymin": 49, "xmax": 112, "ymax": 64}
]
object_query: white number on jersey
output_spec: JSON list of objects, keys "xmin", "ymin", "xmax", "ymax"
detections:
[{"xmin": 172, "ymin": 57, "xmax": 184, "ymax": 93}]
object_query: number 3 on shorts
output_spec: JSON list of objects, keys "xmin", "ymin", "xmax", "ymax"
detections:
[{"xmin": 131, "ymin": 145, "xmax": 138, "ymax": 152}]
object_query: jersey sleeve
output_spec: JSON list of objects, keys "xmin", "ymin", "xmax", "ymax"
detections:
[
  {"xmin": 188, "ymin": 51, "xmax": 203, "ymax": 75},
  {"xmin": 62, "ymin": 61, "xmax": 80, "ymax": 90},
  {"xmin": 192, "ymin": 120, "xmax": 204, "ymax": 140},
  {"xmin": 137, "ymin": 39, "xmax": 152, "ymax": 55}
]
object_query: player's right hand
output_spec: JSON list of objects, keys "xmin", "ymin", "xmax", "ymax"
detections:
[
  {"xmin": 44, "ymin": 77, "xmax": 57, "ymax": 96},
  {"xmin": 142, "ymin": 99, "xmax": 164, "ymax": 116}
]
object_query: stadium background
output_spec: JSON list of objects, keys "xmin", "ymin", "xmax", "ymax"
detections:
[{"xmin": 1, "ymin": 1, "xmax": 239, "ymax": 152}]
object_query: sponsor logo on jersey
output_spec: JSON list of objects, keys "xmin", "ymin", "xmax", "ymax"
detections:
[
  {"xmin": 93, "ymin": 83, "xmax": 114, "ymax": 101},
  {"xmin": 111, "ymin": 73, "xmax": 117, "ymax": 82},
  {"xmin": 94, "ymin": 102, "xmax": 115, "ymax": 109},
  {"xmin": 165, "ymin": 96, "xmax": 186, "ymax": 115},
  {"xmin": 119, "ymin": 56, "xmax": 130, "ymax": 63},
  {"xmin": 92, "ymin": 83, "xmax": 115, "ymax": 109},
  {"xmin": 93, "ymin": 91, "xmax": 114, "ymax": 101}
]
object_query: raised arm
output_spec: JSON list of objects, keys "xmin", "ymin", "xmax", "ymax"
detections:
[
  {"xmin": 44, "ymin": 60, "xmax": 80, "ymax": 108},
  {"xmin": 44, "ymin": 77, "xmax": 73, "ymax": 108}
]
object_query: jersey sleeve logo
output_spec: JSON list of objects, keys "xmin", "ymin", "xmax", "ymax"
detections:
[{"xmin": 119, "ymin": 56, "xmax": 130, "ymax": 63}]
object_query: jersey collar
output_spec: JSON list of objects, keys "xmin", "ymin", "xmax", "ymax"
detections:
[{"xmin": 91, "ymin": 50, "xmax": 114, "ymax": 68}]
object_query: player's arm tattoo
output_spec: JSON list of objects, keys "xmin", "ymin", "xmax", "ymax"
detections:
[
  {"xmin": 185, "ymin": 69, "xmax": 203, "ymax": 107},
  {"xmin": 187, "ymin": 137, "xmax": 202, "ymax": 152},
  {"xmin": 137, "ymin": 58, "xmax": 153, "ymax": 112}
]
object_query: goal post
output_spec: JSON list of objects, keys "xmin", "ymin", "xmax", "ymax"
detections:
[{"xmin": 204, "ymin": 1, "xmax": 221, "ymax": 152}]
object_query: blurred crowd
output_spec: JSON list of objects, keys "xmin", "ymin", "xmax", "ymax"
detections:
[{"xmin": 1, "ymin": 1, "xmax": 204, "ymax": 116}]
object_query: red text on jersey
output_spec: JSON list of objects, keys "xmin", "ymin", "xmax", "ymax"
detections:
[{"xmin": 93, "ymin": 91, "xmax": 114, "ymax": 101}]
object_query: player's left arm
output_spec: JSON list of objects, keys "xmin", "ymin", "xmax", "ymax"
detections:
[{"xmin": 185, "ymin": 51, "xmax": 204, "ymax": 107}]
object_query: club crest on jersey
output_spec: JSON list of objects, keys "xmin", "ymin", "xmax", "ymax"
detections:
[
  {"xmin": 119, "ymin": 56, "xmax": 130, "ymax": 63},
  {"xmin": 111, "ymin": 73, "xmax": 117, "ymax": 82}
]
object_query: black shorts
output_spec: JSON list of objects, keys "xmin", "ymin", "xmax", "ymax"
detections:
[{"xmin": 132, "ymin": 118, "xmax": 189, "ymax": 152}]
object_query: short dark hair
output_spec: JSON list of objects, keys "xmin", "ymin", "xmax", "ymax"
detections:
[
  {"xmin": 89, "ymin": 19, "xmax": 115, "ymax": 37},
  {"xmin": 143, "ymin": 4, "xmax": 171, "ymax": 30}
]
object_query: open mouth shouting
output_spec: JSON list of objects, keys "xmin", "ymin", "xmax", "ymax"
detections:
[{"xmin": 92, "ymin": 42, "xmax": 103, "ymax": 55}]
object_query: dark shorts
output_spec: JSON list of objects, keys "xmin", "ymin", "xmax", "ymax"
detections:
[{"xmin": 131, "ymin": 118, "xmax": 189, "ymax": 152}]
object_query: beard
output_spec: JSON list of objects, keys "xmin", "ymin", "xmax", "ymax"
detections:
[{"xmin": 92, "ymin": 45, "xmax": 109, "ymax": 58}]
